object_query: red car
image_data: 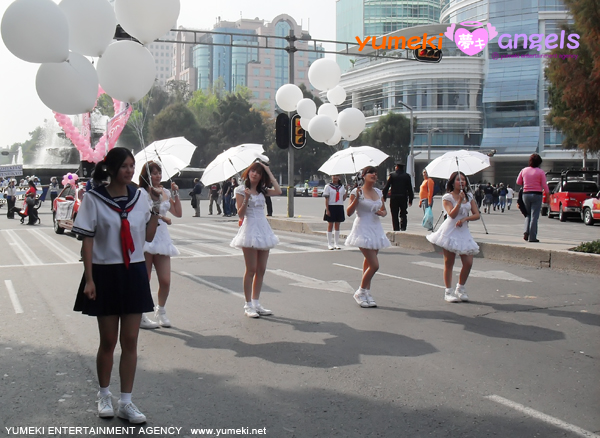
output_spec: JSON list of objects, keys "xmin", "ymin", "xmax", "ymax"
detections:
[
  {"xmin": 52, "ymin": 184, "xmax": 83, "ymax": 234},
  {"xmin": 548, "ymin": 180, "xmax": 599, "ymax": 222}
]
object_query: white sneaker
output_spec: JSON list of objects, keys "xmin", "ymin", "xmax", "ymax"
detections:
[
  {"xmin": 364, "ymin": 290, "xmax": 377, "ymax": 307},
  {"xmin": 253, "ymin": 303, "xmax": 273, "ymax": 316},
  {"xmin": 97, "ymin": 392, "xmax": 114, "ymax": 418},
  {"xmin": 328, "ymin": 244, "xmax": 334, "ymax": 250},
  {"xmin": 244, "ymin": 304, "xmax": 259, "ymax": 318},
  {"xmin": 154, "ymin": 307, "xmax": 171, "ymax": 327},
  {"xmin": 455, "ymin": 285, "xmax": 469, "ymax": 302},
  {"xmin": 353, "ymin": 290, "xmax": 370, "ymax": 308},
  {"xmin": 117, "ymin": 402, "xmax": 146, "ymax": 424},
  {"xmin": 140, "ymin": 314, "xmax": 159, "ymax": 329},
  {"xmin": 444, "ymin": 288, "xmax": 461, "ymax": 303}
]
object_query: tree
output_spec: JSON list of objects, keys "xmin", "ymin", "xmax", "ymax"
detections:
[
  {"xmin": 545, "ymin": 0, "xmax": 600, "ymax": 154},
  {"xmin": 187, "ymin": 89, "xmax": 219, "ymax": 129},
  {"xmin": 362, "ymin": 112, "xmax": 411, "ymax": 164},
  {"xmin": 165, "ymin": 80, "xmax": 192, "ymax": 104}
]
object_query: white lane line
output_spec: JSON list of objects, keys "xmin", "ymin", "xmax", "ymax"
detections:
[
  {"xmin": 2, "ymin": 230, "xmax": 43, "ymax": 266},
  {"xmin": 178, "ymin": 271, "xmax": 244, "ymax": 299},
  {"xmin": 30, "ymin": 229, "xmax": 80, "ymax": 263},
  {"xmin": 0, "ymin": 262, "xmax": 79, "ymax": 269},
  {"xmin": 485, "ymin": 395, "xmax": 600, "ymax": 438},
  {"xmin": 333, "ymin": 263, "xmax": 445, "ymax": 289},
  {"xmin": 413, "ymin": 261, "xmax": 531, "ymax": 283},
  {"xmin": 4, "ymin": 280, "xmax": 24, "ymax": 314}
]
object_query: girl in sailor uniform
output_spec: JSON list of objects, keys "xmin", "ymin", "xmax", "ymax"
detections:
[
  {"xmin": 138, "ymin": 161, "xmax": 182, "ymax": 329},
  {"xmin": 230, "ymin": 161, "xmax": 282, "ymax": 318},
  {"xmin": 323, "ymin": 175, "xmax": 347, "ymax": 249},
  {"xmin": 72, "ymin": 148, "xmax": 161, "ymax": 424}
]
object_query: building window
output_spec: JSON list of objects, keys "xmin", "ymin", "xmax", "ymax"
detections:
[
  {"xmin": 265, "ymin": 80, "xmax": 271, "ymax": 88},
  {"xmin": 265, "ymin": 69, "xmax": 271, "ymax": 76},
  {"xmin": 264, "ymin": 58, "xmax": 271, "ymax": 64},
  {"xmin": 264, "ymin": 92, "xmax": 271, "ymax": 99},
  {"xmin": 253, "ymin": 68, "xmax": 260, "ymax": 75},
  {"xmin": 253, "ymin": 91, "xmax": 259, "ymax": 98},
  {"xmin": 298, "ymin": 71, "xmax": 305, "ymax": 78},
  {"xmin": 298, "ymin": 60, "xmax": 304, "ymax": 67},
  {"xmin": 253, "ymin": 80, "xmax": 260, "ymax": 87}
]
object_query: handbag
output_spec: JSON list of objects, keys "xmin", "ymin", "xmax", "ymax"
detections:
[
  {"xmin": 422, "ymin": 206, "xmax": 434, "ymax": 230},
  {"xmin": 517, "ymin": 188, "xmax": 528, "ymax": 217}
]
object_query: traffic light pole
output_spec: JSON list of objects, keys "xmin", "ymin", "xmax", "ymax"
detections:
[{"xmin": 286, "ymin": 30, "xmax": 297, "ymax": 218}]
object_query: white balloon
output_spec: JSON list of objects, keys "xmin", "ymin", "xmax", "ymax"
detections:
[
  {"xmin": 327, "ymin": 86, "xmax": 347, "ymax": 105},
  {"xmin": 325, "ymin": 127, "xmax": 342, "ymax": 146},
  {"xmin": 115, "ymin": 0, "xmax": 180, "ymax": 45},
  {"xmin": 308, "ymin": 58, "xmax": 341, "ymax": 91},
  {"xmin": 97, "ymin": 41, "xmax": 156, "ymax": 104},
  {"xmin": 337, "ymin": 108, "xmax": 366, "ymax": 137},
  {"xmin": 299, "ymin": 117, "xmax": 310, "ymax": 131},
  {"xmin": 307, "ymin": 115, "xmax": 336, "ymax": 143},
  {"xmin": 275, "ymin": 84, "xmax": 303, "ymax": 112},
  {"xmin": 1, "ymin": 0, "xmax": 69, "ymax": 63},
  {"xmin": 342, "ymin": 132, "xmax": 360, "ymax": 141},
  {"xmin": 318, "ymin": 103, "xmax": 338, "ymax": 121},
  {"xmin": 296, "ymin": 98, "xmax": 317, "ymax": 119},
  {"xmin": 59, "ymin": 0, "xmax": 117, "ymax": 57},
  {"xmin": 36, "ymin": 52, "xmax": 98, "ymax": 114}
]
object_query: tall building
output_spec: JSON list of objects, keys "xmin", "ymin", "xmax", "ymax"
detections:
[{"xmin": 336, "ymin": 0, "xmax": 441, "ymax": 71}]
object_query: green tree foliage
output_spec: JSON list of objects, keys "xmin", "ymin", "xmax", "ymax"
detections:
[
  {"xmin": 545, "ymin": 0, "xmax": 600, "ymax": 154},
  {"xmin": 187, "ymin": 89, "xmax": 219, "ymax": 129},
  {"xmin": 360, "ymin": 112, "xmax": 411, "ymax": 164},
  {"xmin": 165, "ymin": 80, "xmax": 192, "ymax": 104}
]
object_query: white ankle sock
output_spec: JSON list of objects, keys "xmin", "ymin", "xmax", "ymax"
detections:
[
  {"xmin": 251, "ymin": 299, "xmax": 260, "ymax": 307},
  {"xmin": 245, "ymin": 301, "xmax": 252, "ymax": 308},
  {"xmin": 99, "ymin": 387, "xmax": 110, "ymax": 397},
  {"xmin": 120, "ymin": 393, "xmax": 132, "ymax": 405},
  {"xmin": 445, "ymin": 288, "xmax": 453, "ymax": 294},
  {"xmin": 334, "ymin": 231, "xmax": 340, "ymax": 246},
  {"xmin": 327, "ymin": 232, "xmax": 333, "ymax": 247}
]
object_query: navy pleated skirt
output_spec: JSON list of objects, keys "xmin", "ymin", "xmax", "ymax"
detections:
[{"xmin": 74, "ymin": 262, "xmax": 154, "ymax": 317}]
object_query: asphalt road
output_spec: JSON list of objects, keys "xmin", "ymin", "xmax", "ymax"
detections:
[{"xmin": 0, "ymin": 208, "xmax": 598, "ymax": 437}]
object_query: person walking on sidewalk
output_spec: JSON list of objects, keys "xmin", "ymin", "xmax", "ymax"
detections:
[
  {"xmin": 49, "ymin": 176, "xmax": 59, "ymax": 209},
  {"xmin": 192, "ymin": 178, "xmax": 203, "ymax": 217},
  {"xmin": 419, "ymin": 170, "xmax": 435, "ymax": 230},
  {"xmin": 208, "ymin": 182, "xmax": 222, "ymax": 215},
  {"xmin": 516, "ymin": 153, "xmax": 551, "ymax": 243},
  {"xmin": 506, "ymin": 184, "xmax": 514, "ymax": 210},
  {"xmin": 346, "ymin": 166, "xmax": 390, "ymax": 308},
  {"xmin": 427, "ymin": 171, "xmax": 480, "ymax": 303},
  {"xmin": 72, "ymin": 147, "xmax": 161, "ymax": 424},
  {"xmin": 5, "ymin": 179, "xmax": 17, "ymax": 219},
  {"xmin": 483, "ymin": 182, "xmax": 494, "ymax": 213},
  {"xmin": 323, "ymin": 175, "xmax": 347, "ymax": 250},
  {"xmin": 222, "ymin": 178, "xmax": 232, "ymax": 217},
  {"xmin": 382, "ymin": 161, "xmax": 414, "ymax": 231},
  {"xmin": 498, "ymin": 183, "xmax": 508, "ymax": 212},
  {"xmin": 138, "ymin": 161, "xmax": 182, "ymax": 330},
  {"xmin": 230, "ymin": 161, "xmax": 281, "ymax": 318}
]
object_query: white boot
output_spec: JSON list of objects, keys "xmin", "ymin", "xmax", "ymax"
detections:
[{"xmin": 326, "ymin": 232, "xmax": 334, "ymax": 250}]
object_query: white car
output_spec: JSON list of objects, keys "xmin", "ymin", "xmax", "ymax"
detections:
[{"xmin": 581, "ymin": 191, "xmax": 600, "ymax": 226}]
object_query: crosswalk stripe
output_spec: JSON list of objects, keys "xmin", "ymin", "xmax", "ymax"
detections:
[
  {"xmin": 1, "ymin": 230, "xmax": 43, "ymax": 266},
  {"xmin": 30, "ymin": 229, "xmax": 80, "ymax": 263},
  {"xmin": 4, "ymin": 280, "xmax": 24, "ymax": 314}
]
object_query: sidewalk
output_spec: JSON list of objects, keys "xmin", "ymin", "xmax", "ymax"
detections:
[{"xmin": 265, "ymin": 214, "xmax": 599, "ymax": 275}]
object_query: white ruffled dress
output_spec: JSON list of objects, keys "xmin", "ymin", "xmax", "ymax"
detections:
[
  {"xmin": 143, "ymin": 189, "xmax": 180, "ymax": 257},
  {"xmin": 345, "ymin": 188, "xmax": 391, "ymax": 250},
  {"xmin": 426, "ymin": 193, "xmax": 479, "ymax": 255},
  {"xmin": 230, "ymin": 185, "xmax": 279, "ymax": 250}
]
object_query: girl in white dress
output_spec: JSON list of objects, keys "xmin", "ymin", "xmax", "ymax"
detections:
[
  {"xmin": 426, "ymin": 171, "xmax": 480, "ymax": 303},
  {"xmin": 138, "ymin": 161, "xmax": 182, "ymax": 329},
  {"xmin": 230, "ymin": 161, "xmax": 282, "ymax": 318},
  {"xmin": 345, "ymin": 166, "xmax": 390, "ymax": 308}
]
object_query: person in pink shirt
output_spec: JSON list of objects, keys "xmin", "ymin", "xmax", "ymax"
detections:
[{"xmin": 516, "ymin": 154, "xmax": 551, "ymax": 242}]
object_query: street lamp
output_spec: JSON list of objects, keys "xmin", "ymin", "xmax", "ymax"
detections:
[{"xmin": 427, "ymin": 127, "xmax": 442, "ymax": 162}]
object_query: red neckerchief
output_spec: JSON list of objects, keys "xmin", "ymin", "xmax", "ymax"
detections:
[{"xmin": 329, "ymin": 183, "xmax": 342, "ymax": 202}]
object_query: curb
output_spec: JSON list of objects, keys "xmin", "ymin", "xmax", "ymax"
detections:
[{"xmin": 267, "ymin": 218, "xmax": 599, "ymax": 275}]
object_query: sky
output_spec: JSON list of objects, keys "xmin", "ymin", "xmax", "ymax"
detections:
[{"xmin": 0, "ymin": 0, "xmax": 337, "ymax": 148}]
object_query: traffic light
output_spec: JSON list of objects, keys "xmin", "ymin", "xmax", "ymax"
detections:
[
  {"xmin": 275, "ymin": 113, "xmax": 290, "ymax": 149},
  {"xmin": 290, "ymin": 114, "xmax": 306, "ymax": 149},
  {"xmin": 413, "ymin": 48, "xmax": 443, "ymax": 63}
]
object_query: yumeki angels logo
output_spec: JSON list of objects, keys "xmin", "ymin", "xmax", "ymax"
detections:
[{"xmin": 445, "ymin": 21, "xmax": 498, "ymax": 56}]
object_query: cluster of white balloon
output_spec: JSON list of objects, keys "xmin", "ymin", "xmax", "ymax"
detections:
[
  {"xmin": 275, "ymin": 58, "xmax": 366, "ymax": 146},
  {"xmin": 1, "ymin": 0, "xmax": 180, "ymax": 115}
]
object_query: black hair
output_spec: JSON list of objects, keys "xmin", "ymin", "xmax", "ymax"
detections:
[
  {"xmin": 93, "ymin": 147, "xmax": 134, "ymax": 185},
  {"xmin": 446, "ymin": 171, "xmax": 471, "ymax": 194},
  {"xmin": 529, "ymin": 153, "xmax": 542, "ymax": 168}
]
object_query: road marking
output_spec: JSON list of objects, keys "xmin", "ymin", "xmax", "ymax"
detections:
[
  {"xmin": 485, "ymin": 395, "xmax": 600, "ymax": 438},
  {"xmin": 178, "ymin": 271, "xmax": 244, "ymax": 299},
  {"xmin": 268, "ymin": 269, "xmax": 354, "ymax": 293},
  {"xmin": 30, "ymin": 229, "xmax": 80, "ymax": 263},
  {"xmin": 333, "ymin": 263, "xmax": 445, "ymax": 289},
  {"xmin": 413, "ymin": 261, "xmax": 531, "ymax": 283},
  {"xmin": 4, "ymin": 280, "xmax": 24, "ymax": 314},
  {"xmin": 1, "ymin": 230, "xmax": 43, "ymax": 266}
]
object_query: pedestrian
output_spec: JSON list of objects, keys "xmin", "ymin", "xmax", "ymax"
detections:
[
  {"xmin": 230, "ymin": 177, "xmax": 238, "ymax": 215},
  {"xmin": 192, "ymin": 178, "xmax": 203, "ymax": 217},
  {"xmin": 230, "ymin": 161, "xmax": 281, "ymax": 318},
  {"xmin": 138, "ymin": 161, "xmax": 182, "ymax": 330},
  {"xmin": 222, "ymin": 178, "xmax": 232, "ymax": 217},
  {"xmin": 346, "ymin": 166, "xmax": 390, "ymax": 308},
  {"xmin": 498, "ymin": 183, "xmax": 508, "ymax": 212},
  {"xmin": 474, "ymin": 183, "xmax": 484, "ymax": 209},
  {"xmin": 426, "ymin": 171, "xmax": 480, "ymax": 303},
  {"xmin": 208, "ymin": 182, "xmax": 222, "ymax": 215},
  {"xmin": 419, "ymin": 170, "xmax": 435, "ymax": 229},
  {"xmin": 49, "ymin": 176, "xmax": 59, "ymax": 209},
  {"xmin": 5, "ymin": 179, "xmax": 17, "ymax": 219},
  {"xmin": 382, "ymin": 161, "xmax": 414, "ymax": 231},
  {"xmin": 304, "ymin": 180, "xmax": 310, "ymax": 197},
  {"xmin": 72, "ymin": 147, "xmax": 161, "ymax": 424},
  {"xmin": 323, "ymin": 175, "xmax": 347, "ymax": 250},
  {"xmin": 492, "ymin": 184, "xmax": 500, "ymax": 211},
  {"xmin": 516, "ymin": 153, "xmax": 551, "ymax": 243},
  {"xmin": 483, "ymin": 182, "xmax": 493, "ymax": 213},
  {"xmin": 20, "ymin": 180, "xmax": 39, "ymax": 225},
  {"xmin": 506, "ymin": 184, "xmax": 514, "ymax": 210}
]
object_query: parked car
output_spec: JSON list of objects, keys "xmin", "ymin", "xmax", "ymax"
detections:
[
  {"xmin": 541, "ymin": 179, "xmax": 560, "ymax": 216},
  {"xmin": 581, "ymin": 191, "xmax": 600, "ymax": 226},
  {"xmin": 52, "ymin": 184, "xmax": 83, "ymax": 234},
  {"xmin": 294, "ymin": 183, "xmax": 308, "ymax": 197},
  {"xmin": 548, "ymin": 180, "xmax": 599, "ymax": 222}
]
